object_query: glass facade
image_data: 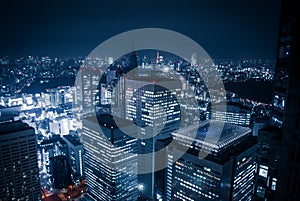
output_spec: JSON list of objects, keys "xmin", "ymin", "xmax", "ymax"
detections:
[
  {"xmin": 0, "ymin": 121, "xmax": 41, "ymax": 200},
  {"xmin": 168, "ymin": 155, "xmax": 221, "ymax": 201},
  {"xmin": 211, "ymin": 111, "xmax": 251, "ymax": 126},
  {"xmin": 75, "ymin": 67, "xmax": 101, "ymax": 114},
  {"xmin": 208, "ymin": 104, "xmax": 251, "ymax": 127},
  {"xmin": 125, "ymin": 75, "xmax": 182, "ymax": 200},
  {"xmin": 62, "ymin": 135, "xmax": 84, "ymax": 180},
  {"xmin": 167, "ymin": 121, "xmax": 256, "ymax": 201},
  {"xmin": 233, "ymin": 151, "xmax": 256, "ymax": 201},
  {"xmin": 82, "ymin": 115, "xmax": 138, "ymax": 201}
]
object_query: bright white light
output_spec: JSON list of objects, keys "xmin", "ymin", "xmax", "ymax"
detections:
[{"xmin": 137, "ymin": 184, "xmax": 144, "ymax": 191}]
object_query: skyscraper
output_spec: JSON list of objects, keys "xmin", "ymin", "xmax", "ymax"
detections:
[
  {"xmin": 124, "ymin": 68, "xmax": 182, "ymax": 200},
  {"xmin": 254, "ymin": 0, "xmax": 299, "ymax": 200},
  {"xmin": 49, "ymin": 155, "xmax": 72, "ymax": 189},
  {"xmin": 128, "ymin": 51, "xmax": 138, "ymax": 71},
  {"xmin": 0, "ymin": 121, "xmax": 41, "ymax": 200},
  {"xmin": 111, "ymin": 74, "xmax": 126, "ymax": 118},
  {"xmin": 63, "ymin": 135, "xmax": 85, "ymax": 181},
  {"xmin": 75, "ymin": 66, "xmax": 101, "ymax": 115},
  {"xmin": 39, "ymin": 135, "xmax": 69, "ymax": 176},
  {"xmin": 208, "ymin": 102, "xmax": 251, "ymax": 127},
  {"xmin": 272, "ymin": 0, "xmax": 299, "ymax": 200},
  {"xmin": 167, "ymin": 121, "xmax": 257, "ymax": 201},
  {"xmin": 82, "ymin": 114, "xmax": 138, "ymax": 201}
]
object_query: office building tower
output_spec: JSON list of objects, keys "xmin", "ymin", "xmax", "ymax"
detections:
[
  {"xmin": 167, "ymin": 121, "xmax": 257, "ymax": 201},
  {"xmin": 40, "ymin": 137, "xmax": 60, "ymax": 175},
  {"xmin": 39, "ymin": 135, "xmax": 69, "ymax": 176},
  {"xmin": 208, "ymin": 102, "xmax": 251, "ymax": 127},
  {"xmin": 75, "ymin": 66, "xmax": 101, "ymax": 115},
  {"xmin": 111, "ymin": 74, "xmax": 126, "ymax": 119},
  {"xmin": 268, "ymin": 0, "xmax": 297, "ymax": 127},
  {"xmin": 63, "ymin": 135, "xmax": 84, "ymax": 180},
  {"xmin": 82, "ymin": 114, "xmax": 138, "ymax": 201},
  {"xmin": 124, "ymin": 68, "xmax": 182, "ymax": 200},
  {"xmin": 0, "ymin": 121, "xmax": 41, "ymax": 200},
  {"xmin": 253, "ymin": 0, "xmax": 299, "ymax": 200},
  {"xmin": 128, "ymin": 51, "xmax": 138, "ymax": 71},
  {"xmin": 49, "ymin": 155, "xmax": 72, "ymax": 189}
]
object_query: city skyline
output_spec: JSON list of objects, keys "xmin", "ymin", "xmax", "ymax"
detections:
[
  {"xmin": 0, "ymin": 48, "xmax": 274, "ymax": 200},
  {"xmin": 1, "ymin": 0, "xmax": 299, "ymax": 200}
]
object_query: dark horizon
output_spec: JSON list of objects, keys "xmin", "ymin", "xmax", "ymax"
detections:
[{"xmin": 1, "ymin": 0, "xmax": 281, "ymax": 60}]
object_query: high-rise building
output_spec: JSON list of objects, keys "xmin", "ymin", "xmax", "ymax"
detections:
[
  {"xmin": 63, "ymin": 135, "xmax": 84, "ymax": 181},
  {"xmin": 39, "ymin": 136, "xmax": 69, "ymax": 174},
  {"xmin": 40, "ymin": 136, "xmax": 60, "ymax": 175},
  {"xmin": 208, "ymin": 102, "xmax": 251, "ymax": 127},
  {"xmin": 82, "ymin": 114, "xmax": 138, "ymax": 201},
  {"xmin": 128, "ymin": 51, "xmax": 138, "ymax": 71},
  {"xmin": 111, "ymin": 74, "xmax": 126, "ymax": 118},
  {"xmin": 75, "ymin": 66, "xmax": 101, "ymax": 115},
  {"xmin": 49, "ymin": 155, "xmax": 72, "ymax": 189},
  {"xmin": 0, "ymin": 121, "xmax": 41, "ymax": 200},
  {"xmin": 124, "ymin": 68, "xmax": 182, "ymax": 200},
  {"xmin": 167, "ymin": 121, "xmax": 257, "ymax": 201},
  {"xmin": 253, "ymin": 0, "xmax": 299, "ymax": 200},
  {"xmin": 39, "ymin": 135, "xmax": 70, "ymax": 191}
]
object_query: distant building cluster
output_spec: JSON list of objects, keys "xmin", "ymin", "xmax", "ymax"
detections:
[{"xmin": 0, "ymin": 50, "xmax": 274, "ymax": 201}]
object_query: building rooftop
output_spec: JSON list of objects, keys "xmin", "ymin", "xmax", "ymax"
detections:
[
  {"xmin": 172, "ymin": 120, "xmax": 252, "ymax": 154},
  {"xmin": 85, "ymin": 114, "xmax": 134, "ymax": 129},
  {"xmin": 213, "ymin": 101, "xmax": 252, "ymax": 113},
  {"xmin": 185, "ymin": 135, "xmax": 257, "ymax": 165},
  {"xmin": 0, "ymin": 120, "xmax": 32, "ymax": 135},
  {"xmin": 40, "ymin": 135, "xmax": 63, "ymax": 146},
  {"xmin": 63, "ymin": 135, "xmax": 82, "ymax": 146}
]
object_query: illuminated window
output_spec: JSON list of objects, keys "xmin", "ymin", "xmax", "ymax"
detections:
[
  {"xmin": 256, "ymin": 186, "xmax": 265, "ymax": 197},
  {"xmin": 258, "ymin": 165, "xmax": 268, "ymax": 178},
  {"xmin": 271, "ymin": 178, "xmax": 277, "ymax": 190},
  {"xmin": 273, "ymin": 94, "xmax": 285, "ymax": 109}
]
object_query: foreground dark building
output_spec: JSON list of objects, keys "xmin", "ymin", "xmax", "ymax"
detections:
[
  {"xmin": 253, "ymin": 0, "xmax": 299, "ymax": 200},
  {"xmin": 49, "ymin": 155, "xmax": 72, "ymax": 189},
  {"xmin": 0, "ymin": 121, "xmax": 41, "ymax": 200}
]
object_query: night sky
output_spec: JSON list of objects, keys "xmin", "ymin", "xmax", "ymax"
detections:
[{"xmin": 1, "ymin": 0, "xmax": 281, "ymax": 60}]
